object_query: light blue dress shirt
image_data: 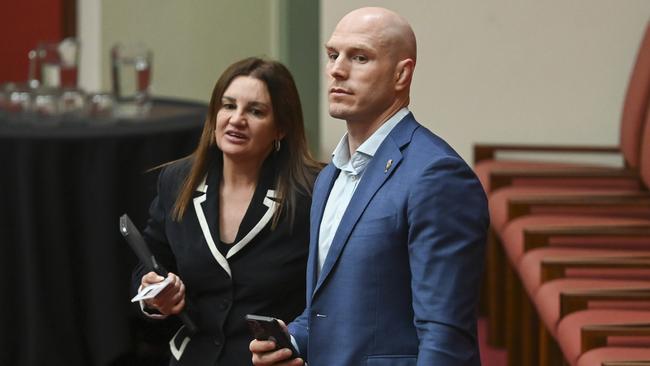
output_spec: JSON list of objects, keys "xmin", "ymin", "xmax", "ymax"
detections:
[{"xmin": 317, "ymin": 107, "xmax": 409, "ymax": 274}]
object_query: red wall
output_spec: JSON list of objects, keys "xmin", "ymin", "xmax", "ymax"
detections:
[{"xmin": 0, "ymin": 0, "xmax": 63, "ymax": 83}]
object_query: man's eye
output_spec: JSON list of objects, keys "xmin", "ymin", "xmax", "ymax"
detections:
[
  {"xmin": 352, "ymin": 55, "xmax": 368, "ymax": 63},
  {"xmin": 328, "ymin": 52, "xmax": 338, "ymax": 61}
]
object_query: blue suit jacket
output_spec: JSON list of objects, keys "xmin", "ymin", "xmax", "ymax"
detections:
[{"xmin": 288, "ymin": 113, "xmax": 489, "ymax": 365}]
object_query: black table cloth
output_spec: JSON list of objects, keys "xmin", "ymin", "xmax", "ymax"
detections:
[{"xmin": 0, "ymin": 99, "xmax": 208, "ymax": 366}]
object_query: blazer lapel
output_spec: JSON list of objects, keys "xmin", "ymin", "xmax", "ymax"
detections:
[
  {"xmin": 306, "ymin": 164, "xmax": 339, "ymax": 296},
  {"xmin": 191, "ymin": 156, "xmax": 279, "ymax": 277},
  {"xmin": 227, "ymin": 189, "xmax": 277, "ymax": 258},
  {"xmin": 313, "ymin": 115, "xmax": 418, "ymax": 296},
  {"xmin": 226, "ymin": 157, "xmax": 278, "ymax": 257},
  {"xmin": 192, "ymin": 171, "xmax": 232, "ymax": 277}
]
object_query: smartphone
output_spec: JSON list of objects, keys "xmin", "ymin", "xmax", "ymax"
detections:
[{"xmin": 245, "ymin": 314, "xmax": 299, "ymax": 359}]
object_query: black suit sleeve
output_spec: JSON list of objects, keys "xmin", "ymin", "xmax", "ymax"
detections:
[{"xmin": 131, "ymin": 166, "xmax": 179, "ymax": 299}]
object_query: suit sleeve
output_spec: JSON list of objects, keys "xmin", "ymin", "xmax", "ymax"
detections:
[
  {"xmin": 406, "ymin": 156, "xmax": 489, "ymax": 365},
  {"xmin": 288, "ymin": 298, "xmax": 310, "ymax": 358},
  {"xmin": 130, "ymin": 166, "xmax": 179, "ymax": 313}
]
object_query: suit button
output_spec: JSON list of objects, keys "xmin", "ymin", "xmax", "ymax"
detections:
[
  {"xmin": 219, "ymin": 299, "xmax": 230, "ymax": 310},
  {"xmin": 214, "ymin": 339, "xmax": 221, "ymax": 346}
]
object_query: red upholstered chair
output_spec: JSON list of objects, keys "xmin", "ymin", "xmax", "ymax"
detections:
[
  {"xmin": 535, "ymin": 272, "xmax": 650, "ymax": 365},
  {"xmin": 559, "ymin": 316, "xmax": 650, "ymax": 366},
  {"xmin": 500, "ymin": 220, "xmax": 650, "ymax": 365},
  {"xmin": 491, "ymin": 96, "xmax": 650, "ymax": 362},
  {"xmin": 487, "ymin": 99, "xmax": 650, "ymax": 356},
  {"xmin": 578, "ymin": 348, "xmax": 650, "ymax": 366},
  {"xmin": 501, "ymin": 218, "xmax": 650, "ymax": 266},
  {"xmin": 474, "ymin": 21, "xmax": 650, "ymax": 194},
  {"xmin": 490, "ymin": 189, "xmax": 650, "ymax": 235},
  {"xmin": 485, "ymin": 190, "xmax": 650, "ymax": 349},
  {"xmin": 520, "ymin": 251, "xmax": 650, "ymax": 301},
  {"xmin": 523, "ymin": 256, "xmax": 650, "ymax": 365},
  {"xmin": 483, "ymin": 20, "xmax": 650, "ymax": 231},
  {"xmin": 531, "ymin": 282, "xmax": 650, "ymax": 365},
  {"xmin": 480, "ymin": 21, "xmax": 650, "ymax": 347},
  {"xmin": 600, "ymin": 361, "xmax": 650, "ymax": 366}
]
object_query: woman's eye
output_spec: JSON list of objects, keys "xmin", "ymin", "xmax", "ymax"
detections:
[
  {"xmin": 250, "ymin": 109, "xmax": 264, "ymax": 117},
  {"xmin": 222, "ymin": 103, "xmax": 235, "ymax": 110}
]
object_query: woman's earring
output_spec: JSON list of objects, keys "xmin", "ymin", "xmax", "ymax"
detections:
[{"xmin": 274, "ymin": 139, "xmax": 281, "ymax": 152}]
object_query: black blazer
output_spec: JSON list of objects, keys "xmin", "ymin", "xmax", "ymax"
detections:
[{"xmin": 133, "ymin": 156, "xmax": 310, "ymax": 366}]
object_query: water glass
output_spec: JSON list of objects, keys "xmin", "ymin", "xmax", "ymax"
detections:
[
  {"xmin": 31, "ymin": 87, "xmax": 61, "ymax": 124},
  {"xmin": 2, "ymin": 83, "xmax": 33, "ymax": 123},
  {"xmin": 28, "ymin": 38, "xmax": 80, "ymax": 89},
  {"xmin": 111, "ymin": 42, "xmax": 152, "ymax": 118},
  {"xmin": 59, "ymin": 88, "xmax": 87, "ymax": 118},
  {"xmin": 87, "ymin": 92, "xmax": 115, "ymax": 121}
]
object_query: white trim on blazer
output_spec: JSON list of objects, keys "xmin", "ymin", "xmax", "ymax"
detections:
[
  {"xmin": 192, "ymin": 176, "xmax": 278, "ymax": 277},
  {"xmin": 169, "ymin": 325, "xmax": 191, "ymax": 360}
]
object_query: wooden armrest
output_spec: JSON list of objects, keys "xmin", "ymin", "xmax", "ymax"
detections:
[
  {"xmin": 559, "ymin": 287, "xmax": 650, "ymax": 318},
  {"xmin": 473, "ymin": 143, "xmax": 620, "ymax": 163},
  {"xmin": 541, "ymin": 256, "xmax": 650, "ymax": 283},
  {"xmin": 508, "ymin": 193, "xmax": 650, "ymax": 221},
  {"xmin": 602, "ymin": 362, "xmax": 650, "ymax": 366},
  {"xmin": 490, "ymin": 168, "xmax": 637, "ymax": 191},
  {"xmin": 582, "ymin": 323, "xmax": 650, "ymax": 353},
  {"xmin": 523, "ymin": 224, "xmax": 650, "ymax": 252}
]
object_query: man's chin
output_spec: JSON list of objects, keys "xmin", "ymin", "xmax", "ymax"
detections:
[{"xmin": 328, "ymin": 107, "xmax": 350, "ymax": 120}]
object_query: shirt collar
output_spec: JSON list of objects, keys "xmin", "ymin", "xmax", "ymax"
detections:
[{"xmin": 331, "ymin": 107, "xmax": 410, "ymax": 175}]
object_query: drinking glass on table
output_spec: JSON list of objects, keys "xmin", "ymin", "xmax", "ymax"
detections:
[
  {"xmin": 28, "ymin": 38, "xmax": 80, "ymax": 89},
  {"xmin": 1, "ymin": 83, "xmax": 33, "ymax": 123},
  {"xmin": 31, "ymin": 87, "xmax": 62, "ymax": 124},
  {"xmin": 87, "ymin": 92, "xmax": 115, "ymax": 122},
  {"xmin": 111, "ymin": 42, "xmax": 153, "ymax": 118}
]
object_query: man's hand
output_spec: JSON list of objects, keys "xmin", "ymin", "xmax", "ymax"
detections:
[
  {"xmin": 250, "ymin": 340, "xmax": 304, "ymax": 366},
  {"xmin": 141, "ymin": 272, "xmax": 186, "ymax": 315},
  {"xmin": 250, "ymin": 319, "xmax": 304, "ymax": 366}
]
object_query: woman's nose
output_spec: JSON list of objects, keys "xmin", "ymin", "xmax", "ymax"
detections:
[{"xmin": 229, "ymin": 108, "xmax": 246, "ymax": 125}]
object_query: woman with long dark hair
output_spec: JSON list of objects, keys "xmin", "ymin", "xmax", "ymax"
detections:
[{"xmin": 132, "ymin": 57, "xmax": 321, "ymax": 366}]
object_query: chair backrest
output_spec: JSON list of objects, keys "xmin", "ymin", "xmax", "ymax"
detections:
[
  {"xmin": 620, "ymin": 21, "xmax": 650, "ymax": 169},
  {"xmin": 640, "ymin": 103, "xmax": 650, "ymax": 189}
]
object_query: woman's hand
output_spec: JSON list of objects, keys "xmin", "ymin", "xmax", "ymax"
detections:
[{"xmin": 140, "ymin": 271, "xmax": 186, "ymax": 315}]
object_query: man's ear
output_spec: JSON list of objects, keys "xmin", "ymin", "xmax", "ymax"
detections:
[{"xmin": 395, "ymin": 58, "xmax": 415, "ymax": 91}]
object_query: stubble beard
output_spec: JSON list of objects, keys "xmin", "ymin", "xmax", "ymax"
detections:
[{"xmin": 328, "ymin": 98, "xmax": 355, "ymax": 121}]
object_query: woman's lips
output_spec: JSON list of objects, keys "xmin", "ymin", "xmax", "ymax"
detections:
[{"xmin": 225, "ymin": 130, "xmax": 248, "ymax": 143}]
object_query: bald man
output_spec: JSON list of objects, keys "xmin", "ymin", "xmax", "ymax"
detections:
[{"xmin": 251, "ymin": 7, "xmax": 488, "ymax": 366}]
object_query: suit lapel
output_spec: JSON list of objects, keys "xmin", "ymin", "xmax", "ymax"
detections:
[
  {"xmin": 313, "ymin": 115, "xmax": 418, "ymax": 296},
  {"xmin": 227, "ymin": 157, "xmax": 279, "ymax": 257},
  {"xmin": 192, "ymin": 156, "xmax": 279, "ymax": 277},
  {"xmin": 193, "ymin": 169, "xmax": 232, "ymax": 276},
  {"xmin": 227, "ymin": 189, "xmax": 277, "ymax": 258}
]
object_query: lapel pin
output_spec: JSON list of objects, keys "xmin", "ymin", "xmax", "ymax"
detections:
[{"xmin": 384, "ymin": 159, "xmax": 393, "ymax": 173}]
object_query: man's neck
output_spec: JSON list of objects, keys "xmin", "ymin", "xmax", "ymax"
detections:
[{"xmin": 346, "ymin": 99, "xmax": 407, "ymax": 155}]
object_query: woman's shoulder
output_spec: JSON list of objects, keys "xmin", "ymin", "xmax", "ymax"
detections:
[{"xmin": 157, "ymin": 157, "xmax": 194, "ymax": 192}]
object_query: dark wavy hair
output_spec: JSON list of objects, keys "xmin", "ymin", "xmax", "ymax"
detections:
[{"xmin": 172, "ymin": 57, "xmax": 322, "ymax": 228}]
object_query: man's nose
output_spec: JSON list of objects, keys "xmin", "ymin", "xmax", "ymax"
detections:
[{"xmin": 328, "ymin": 58, "xmax": 348, "ymax": 79}]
